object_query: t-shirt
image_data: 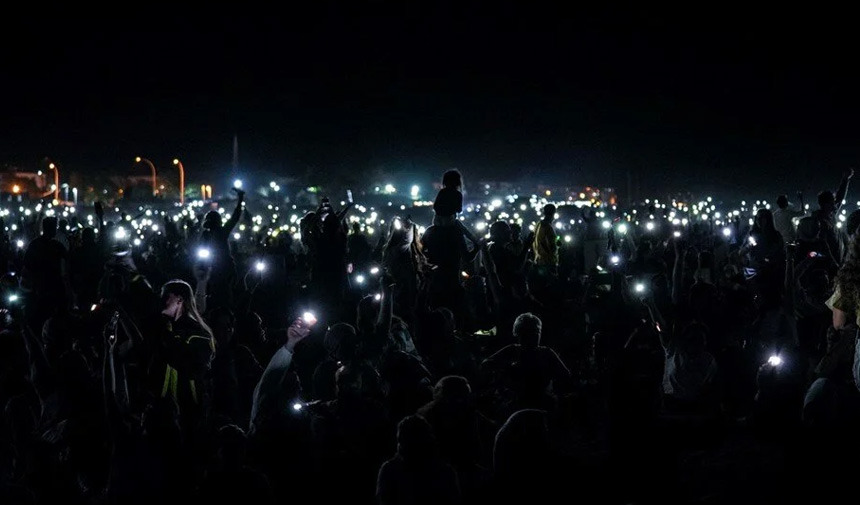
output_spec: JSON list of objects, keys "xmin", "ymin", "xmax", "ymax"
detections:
[
  {"xmin": 827, "ymin": 285, "xmax": 860, "ymax": 326},
  {"xmin": 433, "ymin": 187, "xmax": 463, "ymax": 217},
  {"xmin": 22, "ymin": 235, "xmax": 67, "ymax": 296}
]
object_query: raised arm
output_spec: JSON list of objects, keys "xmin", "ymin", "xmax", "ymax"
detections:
[
  {"xmin": 835, "ymin": 168, "xmax": 854, "ymax": 211},
  {"xmin": 224, "ymin": 190, "xmax": 245, "ymax": 234},
  {"xmin": 249, "ymin": 319, "xmax": 309, "ymax": 428},
  {"xmin": 671, "ymin": 241, "xmax": 687, "ymax": 306}
]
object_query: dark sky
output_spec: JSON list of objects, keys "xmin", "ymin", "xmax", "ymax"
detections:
[{"xmin": 2, "ymin": 7, "xmax": 859, "ymax": 197}]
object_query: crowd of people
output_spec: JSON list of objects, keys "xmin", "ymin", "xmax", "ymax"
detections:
[{"xmin": 1, "ymin": 167, "xmax": 860, "ymax": 503}]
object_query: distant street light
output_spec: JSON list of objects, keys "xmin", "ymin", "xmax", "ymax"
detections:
[
  {"xmin": 46, "ymin": 161, "xmax": 59, "ymax": 201},
  {"xmin": 173, "ymin": 158, "xmax": 185, "ymax": 205},
  {"xmin": 135, "ymin": 157, "xmax": 158, "ymax": 197}
]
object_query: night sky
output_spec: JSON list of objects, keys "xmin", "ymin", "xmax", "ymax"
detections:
[{"xmin": 2, "ymin": 8, "xmax": 858, "ymax": 198}]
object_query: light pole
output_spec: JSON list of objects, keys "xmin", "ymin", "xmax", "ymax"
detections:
[
  {"xmin": 135, "ymin": 157, "xmax": 158, "ymax": 197},
  {"xmin": 48, "ymin": 162, "xmax": 59, "ymax": 201},
  {"xmin": 173, "ymin": 158, "xmax": 185, "ymax": 205}
]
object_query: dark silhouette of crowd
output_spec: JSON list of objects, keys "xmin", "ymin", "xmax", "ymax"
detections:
[{"xmin": 1, "ymin": 168, "xmax": 860, "ymax": 504}]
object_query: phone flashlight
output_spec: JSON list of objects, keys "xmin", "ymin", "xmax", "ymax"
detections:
[
  {"xmin": 15, "ymin": 240, "xmax": 24, "ymax": 249},
  {"xmin": 374, "ymin": 293, "xmax": 382, "ymax": 301},
  {"xmin": 634, "ymin": 283, "xmax": 645, "ymax": 293},
  {"xmin": 255, "ymin": 261, "xmax": 266, "ymax": 272},
  {"xmin": 197, "ymin": 248, "xmax": 211, "ymax": 260},
  {"xmin": 302, "ymin": 312, "xmax": 318, "ymax": 326},
  {"xmin": 7, "ymin": 294, "xmax": 18, "ymax": 303},
  {"xmin": 722, "ymin": 227, "xmax": 732, "ymax": 237},
  {"xmin": 610, "ymin": 255, "xmax": 620, "ymax": 265},
  {"xmin": 394, "ymin": 218, "xmax": 402, "ymax": 230},
  {"xmin": 749, "ymin": 236, "xmax": 758, "ymax": 247},
  {"xmin": 233, "ymin": 179, "xmax": 243, "ymax": 189},
  {"xmin": 370, "ymin": 266, "xmax": 380, "ymax": 275},
  {"xmin": 292, "ymin": 402, "xmax": 304, "ymax": 412},
  {"xmin": 114, "ymin": 228, "xmax": 127, "ymax": 241},
  {"xmin": 355, "ymin": 274, "xmax": 366, "ymax": 284},
  {"xmin": 673, "ymin": 231, "xmax": 682, "ymax": 238},
  {"xmin": 767, "ymin": 355, "xmax": 782, "ymax": 366},
  {"xmin": 90, "ymin": 304, "xmax": 98, "ymax": 312}
]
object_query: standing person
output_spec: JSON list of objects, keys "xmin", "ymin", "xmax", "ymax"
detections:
[
  {"xmin": 531, "ymin": 204, "xmax": 559, "ymax": 292},
  {"xmin": 432, "ymin": 169, "xmax": 480, "ymax": 246},
  {"xmin": 21, "ymin": 216, "xmax": 74, "ymax": 341},
  {"xmin": 773, "ymin": 193, "xmax": 805, "ymax": 244},
  {"xmin": 200, "ymin": 188, "xmax": 245, "ymax": 309},
  {"xmin": 811, "ymin": 169, "xmax": 854, "ymax": 264}
]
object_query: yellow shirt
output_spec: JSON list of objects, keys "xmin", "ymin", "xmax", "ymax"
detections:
[
  {"xmin": 533, "ymin": 220, "xmax": 559, "ymax": 267},
  {"xmin": 827, "ymin": 285, "xmax": 860, "ymax": 326}
]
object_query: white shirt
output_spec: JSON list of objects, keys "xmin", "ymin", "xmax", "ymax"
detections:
[{"xmin": 773, "ymin": 206, "xmax": 805, "ymax": 243}]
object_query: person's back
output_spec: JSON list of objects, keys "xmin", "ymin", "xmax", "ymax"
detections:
[
  {"xmin": 433, "ymin": 170, "xmax": 464, "ymax": 220},
  {"xmin": 376, "ymin": 415, "xmax": 460, "ymax": 505},
  {"xmin": 22, "ymin": 227, "xmax": 66, "ymax": 296},
  {"xmin": 532, "ymin": 204, "xmax": 559, "ymax": 269},
  {"xmin": 773, "ymin": 195, "xmax": 805, "ymax": 243}
]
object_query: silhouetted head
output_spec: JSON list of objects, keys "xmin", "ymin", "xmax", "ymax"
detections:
[
  {"xmin": 209, "ymin": 307, "xmax": 236, "ymax": 348},
  {"xmin": 776, "ymin": 195, "xmax": 789, "ymax": 210},
  {"xmin": 513, "ymin": 312, "xmax": 542, "ymax": 349},
  {"xmin": 324, "ymin": 323, "xmax": 359, "ymax": 361},
  {"xmin": 490, "ymin": 221, "xmax": 512, "ymax": 244},
  {"xmin": 81, "ymin": 227, "xmax": 96, "ymax": 247},
  {"xmin": 216, "ymin": 424, "xmax": 248, "ymax": 468},
  {"xmin": 818, "ymin": 190, "xmax": 836, "ymax": 215},
  {"xmin": 543, "ymin": 204, "xmax": 556, "ymax": 221},
  {"xmin": 41, "ymin": 217, "xmax": 58, "ymax": 239},
  {"xmin": 433, "ymin": 375, "xmax": 471, "ymax": 404},
  {"xmin": 203, "ymin": 210, "xmax": 222, "ymax": 231},
  {"xmin": 396, "ymin": 415, "xmax": 438, "ymax": 463},
  {"xmin": 442, "ymin": 169, "xmax": 462, "ymax": 190}
]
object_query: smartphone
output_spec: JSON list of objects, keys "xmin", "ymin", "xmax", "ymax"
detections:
[
  {"xmin": 347, "ymin": 189, "xmax": 354, "ymax": 204},
  {"xmin": 302, "ymin": 311, "xmax": 318, "ymax": 326}
]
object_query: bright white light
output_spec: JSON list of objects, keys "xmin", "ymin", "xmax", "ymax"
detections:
[
  {"xmin": 602, "ymin": 220, "xmax": 611, "ymax": 229},
  {"xmin": 374, "ymin": 293, "xmax": 382, "ymax": 301},
  {"xmin": 255, "ymin": 261, "xmax": 266, "ymax": 272},
  {"xmin": 617, "ymin": 223, "xmax": 628, "ymax": 234},
  {"xmin": 610, "ymin": 255, "xmax": 620, "ymax": 265},
  {"xmin": 411, "ymin": 185, "xmax": 419, "ymax": 197},
  {"xmin": 384, "ymin": 183, "xmax": 396, "ymax": 194},
  {"xmin": 476, "ymin": 221, "xmax": 487, "ymax": 231},
  {"xmin": 114, "ymin": 228, "xmax": 127, "ymax": 240},
  {"xmin": 635, "ymin": 283, "xmax": 645, "ymax": 293},
  {"xmin": 722, "ymin": 227, "xmax": 732, "ymax": 237},
  {"xmin": 302, "ymin": 312, "xmax": 317, "ymax": 325},
  {"xmin": 292, "ymin": 402, "xmax": 303, "ymax": 411},
  {"xmin": 491, "ymin": 199, "xmax": 502, "ymax": 208},
  {"xmin": 133, "ymin": 238, "xmax": 142, "ymax": 246},
  {"xmin": 749, "ymin": 236, "xmax": 758, "ymax": 247},
  {"xmin": 233, "ymin": 232, "xmax": 241, "ymax": 240},
  {"xmin": 16, "ymin": 240, "xmax": 24, "ymax": 249},
  {"xmin": 673, "ymin": 231, "xmax": 682, "ymax": 238},
  {"xmin": 768, "ymin": 355, "xmax": 782, "ymax": 366},
  {"xmin": 646, "ymin": 222, "xmax": 655, "ymax": 231},
  {"xmin": 564, "ymin": 235, "xmax": 572, "ymax": 243},
  {"xmin": 151, "ymin": 224, "xmax": 159, "ymax": 232},
  {"xmin": 197, "ymin": 248, "xmax": 211, "ymax": 260},
  {"xmin": 90, "ymin": 304, "xmax": 98, "ymax": 312},
  {"xmin": 233, "ymin": 179, "xmax": 243, "ymax": 189},
  {"xmin": 7, "ymin": 294, "xmax": 18, "ymax": 303},
  {"xmin": 555, "ymin": 222, "xmax": 563, "ymax": 229},
  {"xmin": 355, "ymin": 274, "xmax": 365, "ymax": 284},
  {"xmin": 370, "ymin": 266, "xmax": 380, "ymax": 275}
]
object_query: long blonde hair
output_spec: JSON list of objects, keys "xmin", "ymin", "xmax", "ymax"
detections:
[{"xmin": 161, "ymin": 279, "xmax": 215, "ymax": 346}]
